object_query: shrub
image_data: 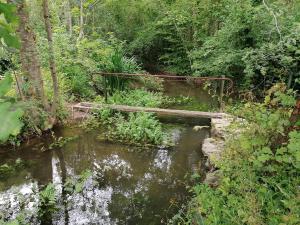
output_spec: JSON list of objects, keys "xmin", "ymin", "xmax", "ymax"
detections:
[{"xmin": 62, "ymin": 63, "xmax": 96, "ymax": 100}]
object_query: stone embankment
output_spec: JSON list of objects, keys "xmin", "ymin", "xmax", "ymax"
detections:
[{"xmin": 201, "ymin": 114, "xmax": 237, "ymax": 186}]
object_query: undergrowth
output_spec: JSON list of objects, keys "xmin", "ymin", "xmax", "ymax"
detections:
[
  {"xmin": 172, "ymin": 83, "xmax": 300, "ymax": 225},
  {"xmin": 107, "ymin": 89, "xmax": 166, "ymax": 108}
]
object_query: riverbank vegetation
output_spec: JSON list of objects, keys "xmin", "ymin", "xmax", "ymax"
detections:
[
  {"xmin": 0, "ymin": 0, "xmax": 299, "ymax": 224},
  {"xmin": 173, "ymin": 84, "xmax": 300, "ymax": 224},
  {"xmin": 82, "ymin": 89, "xmax": 176, "ymax": 147}
]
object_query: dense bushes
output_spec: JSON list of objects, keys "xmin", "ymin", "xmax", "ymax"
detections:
[
  {"xmin": 244, "ymin": 32, "xmax": 300, "ymax": 94},
  {"xmin": 55, "ymin": 37, "xmax": 142, "ymax": 101},
  {"xmin": 175, "ymin": 84, "xmax": 300, "ymax": 225},
  {"xmin": 87, "ymin": 0, "xmax": 300, "ymax": 93}
]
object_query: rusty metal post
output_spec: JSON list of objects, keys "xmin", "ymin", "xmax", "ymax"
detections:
[
  {"xmin": 220, "ymin": 75, "xmax": 225, "ymax": 112},
  {"xmin": 104, "ymin": 75, "xmax": 108, "ymax": 103}
]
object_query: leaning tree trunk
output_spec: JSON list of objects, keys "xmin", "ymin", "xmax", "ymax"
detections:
[
  {"xmin": 42, "ymin": 0, "xmax": 60, "ymax": 118},
  {"xmin": 15, "ymin": 1, "xmax": 48, "ymax": 110}
]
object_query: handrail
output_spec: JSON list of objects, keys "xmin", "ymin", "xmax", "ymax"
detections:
[
  {"xmin": 94, "ymin": 72, "xmax": 234, "ymax": 94},
  {"xmin": 93, "ymin": 72, "xmax": 234, "ymax": 111}
]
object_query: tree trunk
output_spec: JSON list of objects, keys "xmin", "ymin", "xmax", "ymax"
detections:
[
  {"xmin": 287, "ymin": 73, "xmax": 293, "ymax": 89},
  {"xmin": 15, "ymin": 1, "xmax": 48, "ymax": 110},
  {"xmin": 42, "ymin": 0, "xmax": 60, "ymax": 118},
  {"xmin": 78, "ymin": 0, "xmax": 84, "ymax": 40},
  {"xmin": 65, "ymin": 0, "xmax": 72, "ymax": 36}
]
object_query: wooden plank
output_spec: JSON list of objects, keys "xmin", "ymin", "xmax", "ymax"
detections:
[{"xmin": 73, "ymin": 102, "xmax": 225, "ymax": 119}]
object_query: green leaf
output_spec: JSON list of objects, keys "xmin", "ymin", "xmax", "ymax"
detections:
[
  {"xmin": 0, "ymin": 3, "xmax": 17, "ymax": 23},
  {"xmin": 0, "ymin": 3, "xmax": 19, "ymax": 49},
  {"xmin": 0, "ymin": 102, "xmax": 24, "ymax": 142},
  {"xmin": 0, "ymin": 75, "xmax": 13, "ymax": 97},
  {"xmin": 0, "ymin": 26, "xmax": 20, "ymax": 49}
]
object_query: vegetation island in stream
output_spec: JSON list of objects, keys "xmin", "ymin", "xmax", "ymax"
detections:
[{"xmin": 0, "ymin": 0, "xmax": 299, "ymax": 225}]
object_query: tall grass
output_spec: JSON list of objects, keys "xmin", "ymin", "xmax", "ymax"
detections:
[{"xmin": 105, "ymin": 48, "xmax": 141, "ymax": 94}]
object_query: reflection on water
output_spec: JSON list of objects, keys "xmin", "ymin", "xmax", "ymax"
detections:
[
  {"xmin": 163, "ymin": 80, "xmax": 218, "ymax": 111},
  {"xmin": 0, "ymin": 121, "xmax": 209, "ymax": 225}
]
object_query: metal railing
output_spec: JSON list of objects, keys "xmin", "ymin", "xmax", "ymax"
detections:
[{"xmin": 93, "ymin": 72, "xmax": 234, "ymax": 111}]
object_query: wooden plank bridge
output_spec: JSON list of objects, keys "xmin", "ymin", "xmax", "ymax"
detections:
[{"xmin": 72, "ymin": 102, "xmax": 226, "ymax": 119}]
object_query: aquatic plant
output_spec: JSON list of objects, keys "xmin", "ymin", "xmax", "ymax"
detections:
[
  {"xmin": 112, "ymin": 112, "xmax": 165, "ymax": 146},
  {"xmin": 48, "ymin": 132, "xmax": 78, "ymax": 150},
  {"xmin": 95, "ymin": 111, "xmax": 171, "ymax": 147}
]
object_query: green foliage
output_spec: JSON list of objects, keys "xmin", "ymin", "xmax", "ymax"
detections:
[
  {"xmin": 0, "ymin": 102, "xmax": 23, "ymax": 142},
  {"xmin": 244, "ymin": 32, "xmax": 300, "ymax": 92},
  {"xmin": 0, "ymin": 75, "xmax": 23, "ymax": 143},
  {"xmin": 0, "ymin": 213, "xmax": 26, "ymax": 225},
  {"xmin": 177, "ymin": 84, "xmax": 300, "ymax": 225},
  {"xmin": 84, "ymin": 88, "xmax": 177, "ymax": 146},
  {"xmin": 0, "ymin": 2, "xmax": 20, "ymax": 49},
  {"xmin": 63, "ymin": 63, "xmax": 96, "ymax": 100},
  {"xmin": 48, "ymin": 132, "xmax": 78, "ymax": 150},
  {"xmin": 100, "ymin": 39, "xmax": 142, "ymax": 94},
  {"xmin": 88, "ymin": 0, "xmax": 300, "ymax": 90},
  {"xmin": 20, "ymin": 101, "xmax": 52, "ymax": 136},
  {"xmin": 107, "ymin": 112, "xmax": 166, "ymax": 146},
  {"xmin": 55, "ymin": 36, "xmax": 141, "ymax": 100},
  {"xmin": 38, "ymin": 183, "xmax": 57, "ymax": 223},
  {"xmin": 108, "ymin": 89, "xmax": 166, "ymax": 108}
]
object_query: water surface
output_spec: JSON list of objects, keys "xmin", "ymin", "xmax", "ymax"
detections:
[{"xmin": 0, "ymin": 119, "xmax": 209, "ymax": 225}]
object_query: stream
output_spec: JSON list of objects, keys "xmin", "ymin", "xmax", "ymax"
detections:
[{"xmin": 0, "ymin": 82, "xmax": 214, "ymax": 225}]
